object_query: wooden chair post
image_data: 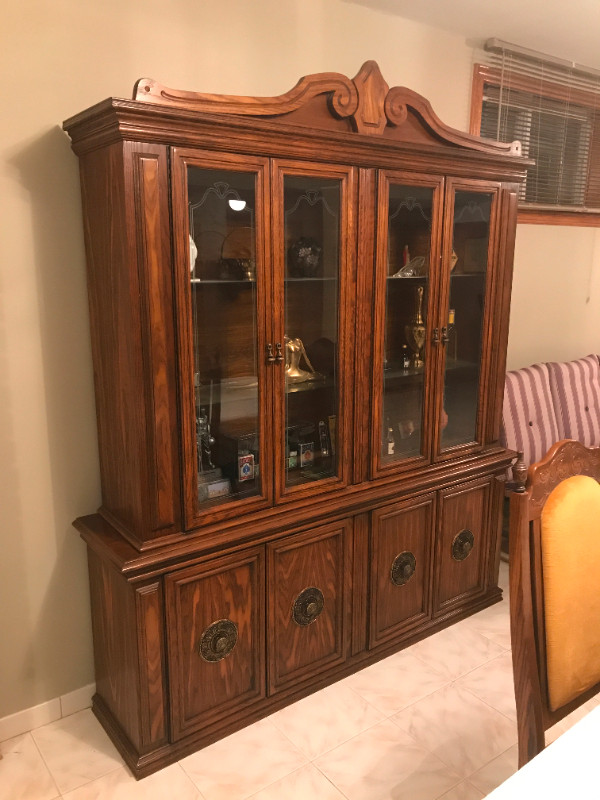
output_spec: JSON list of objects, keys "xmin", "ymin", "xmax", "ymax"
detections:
[{"xmin": 509, "ymin": 485, "xmax": 545, "ymax": 766}]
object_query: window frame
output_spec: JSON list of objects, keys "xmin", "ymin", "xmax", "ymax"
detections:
[{"xmin": 470, "ymin": 63, "xmax": 600, "ymax": 227}]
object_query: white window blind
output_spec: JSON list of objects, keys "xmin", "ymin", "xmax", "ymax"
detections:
[{"xmin": 476, "ymin": 39, "xmax": 600, "ymax": 212}]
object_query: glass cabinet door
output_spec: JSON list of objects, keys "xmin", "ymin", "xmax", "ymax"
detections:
[
  {"xmin": 173, "ymin": 152, "xmax": 272, "ymax": 523},
  {"xmin": 437, "ymin": 184, "xmax": 497, "ymax": 455},
  {"xmin": 372, "ymin": 174, "xmax": 443, "ymax": 473},
  {"xmin": 273, "ymin": 163, "xmax": 354, "ymax": 497}
]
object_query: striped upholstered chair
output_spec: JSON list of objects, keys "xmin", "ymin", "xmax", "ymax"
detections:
[
  {"xmin": 546, "ymin": 354, "xmax": 600, "ymax": 447},
  {"xmin": 501, "ymin": 362, "xmax": 560, "ymax": 477}
]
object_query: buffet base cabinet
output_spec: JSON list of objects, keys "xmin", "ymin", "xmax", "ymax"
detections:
[
  {"xmin": 65, "ymin": 62, "xmax": 526, "ymax": 777},
  {"xmin": 83, "ymin": 473, "xmax": 504, "ymax": 777}
]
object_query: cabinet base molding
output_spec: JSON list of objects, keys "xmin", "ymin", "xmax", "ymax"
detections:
[{"xmin": 94, "ymin": 587, "xmax": 501, "ymax": 779}]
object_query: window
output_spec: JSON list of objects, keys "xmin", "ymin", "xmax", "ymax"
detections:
[{"xmin": 471, "ymin": 39, "xmax": 600, "ymax": 226}]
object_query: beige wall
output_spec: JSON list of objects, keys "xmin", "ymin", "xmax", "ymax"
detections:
[{"xmin": 1, "ymin": 0, "xmax": 598, "ymax": 717}]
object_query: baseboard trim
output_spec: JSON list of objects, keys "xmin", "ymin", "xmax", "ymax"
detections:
[{"xmin": 0, "ymin": 683, "xmax": 96, "ymax": 742}]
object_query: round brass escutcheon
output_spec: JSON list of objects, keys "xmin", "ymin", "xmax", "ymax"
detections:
[
  {"xmin": 293, "ymin": 587, "xmax": 324, "ymax": 626},
  {"xmin": 199, "ymin": 619, "xmax": 238, "ymax": 662},
  {"xmin": 390, "ymin": 551, "xmax": 416, "ymax": 586},
  {"xmin": 452, "ymin": 529, "xmax": 475, "ymax": 561}
]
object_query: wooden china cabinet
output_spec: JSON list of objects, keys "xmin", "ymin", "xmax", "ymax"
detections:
[{"xmin": 64, "ymin": 62, "xmax": 527, "ymax": 777}]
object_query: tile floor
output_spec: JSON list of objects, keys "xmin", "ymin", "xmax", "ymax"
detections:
[{"xmin": 2, "ymin": 561, "xmax": 599, "ymax": 800}]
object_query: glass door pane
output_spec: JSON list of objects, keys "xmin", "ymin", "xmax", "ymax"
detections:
[
  {"xmin": 440, "ymin": 189, "xmax": 493, "ymax": 451},
  {"xmin": 381, "ymin": 183, "xmax": 436, "ymax": 464},
  {"xmin": 283, "ymin": 175, "xmax": 341, "ymax": 488},
  {"xmin": 187, "ymin": 166, "xmax": 262, "ymax": 508}
]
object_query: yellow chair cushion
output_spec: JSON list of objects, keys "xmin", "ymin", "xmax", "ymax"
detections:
[{"xmin": 541, "ymin": 475, "xmax": 600, "ymax": 711}]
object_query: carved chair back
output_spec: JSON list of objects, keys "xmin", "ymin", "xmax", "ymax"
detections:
[{"xmin": 509, "ymin": 439, "xmax": 600, "ymax": 767}]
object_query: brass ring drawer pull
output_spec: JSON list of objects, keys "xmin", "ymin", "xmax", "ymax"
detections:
[
  {"xmin": 390, "ymin": 551, "xmax": 416, "ymax": 585},
  {"xmin": 198, "ymin": 619, "xmax": 238, "ymax": 662},
  {"xmin": 292, "ymin": 587, "xmax": 324, "ymax": 626},
  {"xmin": 452, "ymin": 529, "xmax": 475, "ymax": 561}
]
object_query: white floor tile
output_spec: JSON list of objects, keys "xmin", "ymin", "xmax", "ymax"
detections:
[
  {"xmin": 409, "ymin": 622, "xmax": 506, "ymax": 681},
  {"xmin": 315, "ymin": 718, "xmax": 461, "ymax": 800},
  {"xmin": 455, "ymin": 651, "xmax": 517, "ymax": 721},
  {"xmin": 345, "ymin": 648, "xmax": 450, "ymax": 715},
  {"xmin": 247, "ymin": 763, "xmax": 346, "ymax": 800},
  {"xmin": 468, "ymin": 744, "xmax": 518, "ymax": 795},
  {"xmin": 392, "ymin": 683, "xmax": 517, "ymax": 779},
  {"xmin": 31, "ymin": 709, "xmax": 123, "ymax": 794},
  {"xmin": 437, "ymin": 779, "xmax": 485, "ymax": 800},
  {"xmin": 61, "ymin": 763, "xmax": 202, "ymax": 800},
  {"xmin": 179, "ymin": 718, "xmax": 308, "ymax": 800},
  {"xmin": 0, "ymin": 732, "xmax": 60, "ymax": 800},
  {"xmin": 270, "ymin": 681, "xmax": 384, "ymax": 759}
]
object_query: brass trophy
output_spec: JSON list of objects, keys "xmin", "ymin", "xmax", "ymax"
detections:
[{"xmin": 404, "ymin": 285, "xmax": 426, "ymax": 367}]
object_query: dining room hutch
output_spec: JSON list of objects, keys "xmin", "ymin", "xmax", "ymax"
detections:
[{"xmin": 64, "ymin": 61, "xmax": 527, "ymax": 777}]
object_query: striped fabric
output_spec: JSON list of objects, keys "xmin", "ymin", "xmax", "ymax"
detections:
[
  {"xmin": 501, "ymin": 362, "xmax": 560, "ymax": 468},
  {"xmin": 547, "ymin": 355, "xmax": 600, "ymax": 446}
]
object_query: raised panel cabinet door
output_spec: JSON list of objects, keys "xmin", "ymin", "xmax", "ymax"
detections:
[
  {"xmin": 433, "ymin": 478, "xmax": 492, "ymax": 616},
  {"xmin": 267, "ymin": 520, "xmax": 352, "ymax": 693},
  {"xmin": 369, "ymin": 494, "xmax": 435, "ymax": 648},
  {"xmin": 271, "ymin": 161, "xmax": 356, "ymax": 502},
  {"xmin": 165, "ymin": 548, "xmax": 265, "ymax": 741},
  {"xmin": 434, "ymin": 180, "xmax": 500, "ymax": 461},
  {"xmin": 171, "ymin": 149, "xmax": 274, "ymax": 530},
  {"xmin": 371, "ymin": 172, "xmax": 444, "ymax": 478}
]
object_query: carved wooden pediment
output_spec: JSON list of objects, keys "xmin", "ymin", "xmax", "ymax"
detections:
[{"xmin": 134, "ymin": 61, "xmax": 521, "ymax": 156}]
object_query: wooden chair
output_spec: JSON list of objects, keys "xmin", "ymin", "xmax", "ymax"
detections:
[{"xmin": 509, "ymin": 439, "xmax": 600, "ymax": 767}]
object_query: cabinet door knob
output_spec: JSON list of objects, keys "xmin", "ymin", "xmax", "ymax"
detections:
[
  {"xmin": 452, "ymin": 529, "xmax": 475, "ymax": 561},
  {"xmin": 198, "ymin": 619, "xmax": 238, "ymax": 662},
  {"xmin": 441, "ymin": 326, "xmax": 449, "ymax": 345},
  {"xmin": 266, "ymin": 343, "xmax": 276, "ymax": 363},
  {"xmin": 275, "ymin": 342, "xmax": 284, "ymax": 362},
  {"xmin": 292, "ymin": 587, "xmax": 324, "ymax": 626},
  {"xmin": 432, "ymin": 328, "xmax": 440, "ymax": 345},
  {"xmin": 390, "ymin": 551, "xmax": 416, "ymax": 585}
]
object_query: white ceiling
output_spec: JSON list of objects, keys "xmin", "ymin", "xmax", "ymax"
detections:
[{"xmin": 350, "ymin": 0, "xmax": 600, "ymax": 70}]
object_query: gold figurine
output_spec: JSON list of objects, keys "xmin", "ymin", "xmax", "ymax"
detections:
[{"xmin": 284, "ymin": 336, "xmax": 321, "ymax": 383}]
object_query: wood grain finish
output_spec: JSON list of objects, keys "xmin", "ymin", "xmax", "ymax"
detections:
[
  {"xmin": 130, "ymin": 145, "xmax": 179, "ymax": 532},
  {"xmin": 165, "ymin": 549, "xmax": 265, "ymax": 740},
  {"xmin": 509, "ymin": 441, "xmax": 600, "ymax": 767},
  {"xmin": 88, "ymin": 549, "xmax": 167, "ymax": 753},
  {"xmin": 65, "ymin": 64, "xmax": 526, "ymax": 778},
  {"xmin": 369, "ymin": 494, "xmax": 435, "ymax": 647},
  {"xmin": 135, "ymin": 582, "xmax": 168, "ymax": 747},
  {"xmin": 433, "ymin": 477, "xmax": 492, "ymax": 615},
  {"xmin": 267, "ymin": 521, "xmax": 351, "ymax": 693}
]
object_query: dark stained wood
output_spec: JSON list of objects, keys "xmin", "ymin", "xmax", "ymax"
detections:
[
  {"xmin": 130, "ymin": 145, "xmax": 180, "ymax": 533},
  {"xmin": 66, "ymin": 64, "xmax": 526, "ymax": 778},
  {"xmin": 170, "ymin": 149, "xmax": 274, "ymax": 530},
  {"xmin": 127, "ymin": 62, "xmax": 521, "ymax": 155},
  {"xmin": 135, "ymin": 582, "xmax": 168, "ymax": 747},
  {"xmin": 485, "ymin": 187, "xmax": 519, "ymax": 445},
  {"xmin": 351, "ymin": 513, "xmax": 370, "ymax": 655},
  {"xmin": 267, "ymin": 520, "xmax": 352, "ymax": 693},
  {"xmin": 165, "ymin": 549, "xmax": 265, "ymax": 740},
  {"xmin": 88, "ymin": 550, "xmax": 168, "ymax": 753},
  {"xmin": 369, "ymin": 494, "xmax": 435, "ymax": 647},
  {"xmin": 433, "ymin": 477, "xmax": 492, "ymax": 615},
  {"xmin": 370, "ymin": 170, "xmax": 444, "ymax": 479},
  {"xmin": 270, "ymin": 159, "xmax": 356, "ymax": 504},
  {"xmin": 432, "ymin": 179, "xmax": 501, "ymax": 464},
  {"xmin": 509, "ymin": 440, "xmax": 600, "ymax": 767}
]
